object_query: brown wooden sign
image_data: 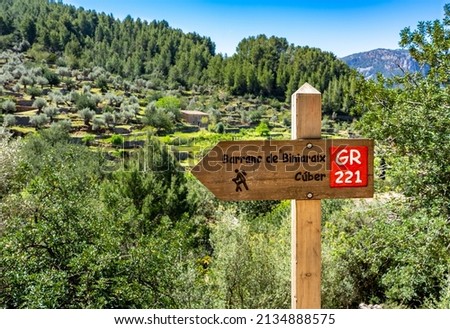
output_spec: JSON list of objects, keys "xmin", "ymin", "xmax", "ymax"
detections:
[{"xmin": 191, "ymin": 138, "xmax": 374, "ymax": 200}]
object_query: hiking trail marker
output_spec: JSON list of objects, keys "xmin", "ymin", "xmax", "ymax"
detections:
[{"xmin": 191, "ymin": 83, "xmax": 374, "ymax": 308}]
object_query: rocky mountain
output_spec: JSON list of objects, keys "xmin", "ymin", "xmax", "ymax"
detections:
[{"xmin": 341, "ymin": 48, "xmax": 426, "ymax": 79}]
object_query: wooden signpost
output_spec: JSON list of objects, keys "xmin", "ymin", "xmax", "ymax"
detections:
[
  {"xmin": 191, "ymin": 139, "xmax": 373, "ymax": 200},
  {"xmin": 191, "ymin": 83, "xmax": 374, "ymax": 308}
]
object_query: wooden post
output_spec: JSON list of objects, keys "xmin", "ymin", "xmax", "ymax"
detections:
[{"xmin": 291, "ymin": 83, "xmax": 322, "ymax": 309}]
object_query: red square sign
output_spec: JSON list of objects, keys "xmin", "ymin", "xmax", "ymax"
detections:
[{"xmin": 330, "ymin": 146, "xmax": 368, "ymax": 187}]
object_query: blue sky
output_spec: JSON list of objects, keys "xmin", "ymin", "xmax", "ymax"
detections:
[{"xmin": 62, "ymin": 0, "xmax": 446, "ymax": 57}]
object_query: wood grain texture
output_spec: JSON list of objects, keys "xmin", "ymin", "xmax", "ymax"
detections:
[
  {"xmin": 191, "ymin": 139, "xmax": 374, "ymax": 201},
  {"xmin": 292, "ymin": 83, "xmax": 322, "ymax": 309}
]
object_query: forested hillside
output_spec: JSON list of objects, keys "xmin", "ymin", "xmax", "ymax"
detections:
[
  {"xmin": 0, "ymin": 0, "xmax": 358, "ymax": 112},
  {"xmin": 1, "ymin": 0, "xmax": 450, "ymax": 310}
]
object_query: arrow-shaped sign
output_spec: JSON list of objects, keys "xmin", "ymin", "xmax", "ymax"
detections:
[{"xmin": 191, "ymin": 138, "xmax": 374, "ymax": 200}]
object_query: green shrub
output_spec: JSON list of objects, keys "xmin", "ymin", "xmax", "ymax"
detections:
[
  {"xmin": 255, "ymin": 120, "xmax": 270, "ymax": 136},
  {"xmin": 215, "ymin": 122, "xmax": 225, "ymax": 134},
  {"xmin": 82, "ymin": 134, "xmax": 96, "ymax": 146},
  {"xmin": 169, "ymin": 136, "xmax": 192, "ymax": 146},
  {"xmin": 110, "ymin": 134, "xmax": 124, "ymax": 147},
  {"xmin": 207, "ymin": 203, "xmax": 291, "ymax": 308},
  {"xmin": 322, "ymin": 199, "xmax": 450, "ymax": 308}
]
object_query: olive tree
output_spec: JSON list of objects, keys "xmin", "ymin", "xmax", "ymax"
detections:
[
  {"xmin": 32, "ymin": 98, "xmax": 47, "ymax": 114},
  {"xmin": 19, "ymin": 75, "xmax": 34, "ymax": 91},
  {"xmin": 43, "ymin": 106, "xmax": 59, "ymax": 122},
  {"xmin": 78, "ymin": 108, "xmax": 96, "ymax": 126},
  {"xmin": 29, "ymin": 113, "xmax": 49, "ymax": 129},
  {"xmin": 1, "ymin": 100, "xmax": 16, "ymax": 114},
  {"xmin": 142, "ymin": 103, "xmax": 174, "ymax": 134},
  {"xmin": 3, "ymin": 114, "xmax": 16, "ymax": 127}
]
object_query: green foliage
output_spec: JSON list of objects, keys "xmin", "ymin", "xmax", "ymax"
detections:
[
  {"xmin": 207, "ymin": 202, "xmax": 290, "ymax": 308},
  {"xmin": 329, "ymin": 4, "xmax": 450, "ymax": 308},
  {"xmin": 3, "ymin": 113, "xmax": 16, "ymax": 127},
  {"xmin": 231, "ymin": 200, "xmax": 281, "ymax": 221},
  {"xmin": 322, "ymin": 199, "xmax": 450, "ymax": 308},
  {"xmin": 29, "ymin": 113, "xmax": 49, "ymax": 129},
  {"xmin": 0, "ymin": 0, "xmax": 357, "ymax": 114},
  {"xmin": 215, "ymin": 121, "xmax": 225, "ymax": 134},
  {"xmin": 142, "ymin": 103, "xmax": 174, "ymax": 134},
  {"xmin": 74, "ymin": 93, "xmax": 97, "ymax": 112},
  {"xmin": 155, "ymin": 96, "xmax": 181, "ymax": 121},
  {"xmin": 1, "ymin": 100, "xmax": 16, "ymax": 114},
  {"xmin": 42, "ymin": 106, "xmax": 58, "ymax": 122},
  {"xmin": 101, "ymin": 147, "xmax": 188, "ymax": 225},
  {"xmin": 43, "ymin": 69, "xmax": 60, "ymax": 87},
  {"xmin": 2, "ymin": 0, "xmax": 450, "ymax": 311},
  {"xmin": 223, "ymin": 34, "xmax": 358, "ymax": 110},
  {"xmin": 62, "ymin": 77, "xmax": 76, "ymax": 91},
  {"xmin": 20, "ymin": 17, "xmax": 37, "ymax": 44},
  {"xmin": 357, "ymin": 4, "xmax": 450, "ymax": 216},
  {"xmin": 19, "ymin": 75, "xmax": 33, "ymax": 90},
  {"xmin": 155, "ymin": 96, "xmax": 181, "ymax": 111},
  {"xmin": 78, "ymin": 108, "xmax": 95, "ymax": 126},
  {"xmin": 0, "ymin": 0, "xmax": 215, "ymax": 85},
  {"xmin": 39, "ymin": 121, "xmax": 72, "ymax": 146},
  {"xmin": 1, "ymin": 132, "xmax": 211, "ymax": 308},
  {"xmin": 399, "ymin": 4, "xmax": 450, "ymax": 85},
  {"xmin": 109, "ymin": 134, "xmax": 124, "ymax": 147},
  {"xmin": 1, "ymin": 135, "xmax": 108, "ymax": 307},
  {"xmin": 95, "ymin": 75, "xmax": 109, "ymax": 93},
  {"xmin": 92, "ymin": 117, "xmax": 105, "ymax": 132},
  {"xmin": 255, "ymin": 120, "xmax": 270, "ymax": 136},
  {"xmin": 32, "ymin": 98, "xmax": 47, "ymax": 111},
  {"xmin": 102, "ymin": 112, "xmax": 114, "ymax": 128},
  {"xmin": 82, "ymin": 133, "xmax": 95, "ymax": 146},
  {"xmin": 247, "ymin": 107, "xmax": 263, "ymax": 121},
  {"xmin": 0, "ymin": 128, "xmax": 22, "ymax": 198},
  {"xmin": 36, "ymin": 76, "xmax": 48, "ymax": 88},
  {"xmin": 27, "ymin": 86, "xmax": 42, "ymax": 99}
]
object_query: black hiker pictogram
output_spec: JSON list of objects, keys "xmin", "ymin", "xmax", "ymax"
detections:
[{"xmin": 232, "ymin": 169, "xmax": 248, "ymax": 192}]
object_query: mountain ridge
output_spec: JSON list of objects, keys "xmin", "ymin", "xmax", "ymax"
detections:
[{"xmin": 341, "ymin": 48, "xmax": 426, "ymax": 79}]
